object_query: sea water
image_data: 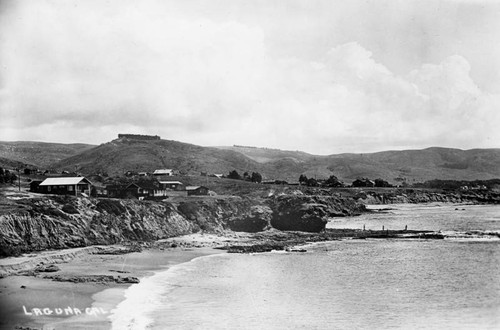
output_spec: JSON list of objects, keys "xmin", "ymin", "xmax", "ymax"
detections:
[{"xmin": 110, "ymin": 204, "xmax": 500, "ymax": 329}]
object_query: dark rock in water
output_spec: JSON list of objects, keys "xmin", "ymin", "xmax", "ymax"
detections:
[
  {"xmin": 225, "ymin": 243, "xmax": 286, "ymax": 253},
  {"xmin": 116, "ymin": 276, "xmax": 140, "ymax": 284},
  {"xmin": 267, "ymin": 195, "xmax": 366, "ymax": 232},
  {"xmin": 93, "ymin": 246, "xmax": 142, "ymax": 255},
  {"xmin": 286, "ymin": 248, "xmax": 307, "ymax": 252},
  {"xmin": 44, "ymin": 274, "xmax": 139, "ymax": 284},
  {"xmin": 226, "ymin": 205, "xmax": 272, "ymax": 233},
  {"xmin": 34, "ymin": 264, "xmax": 60, "ymax": 272}
]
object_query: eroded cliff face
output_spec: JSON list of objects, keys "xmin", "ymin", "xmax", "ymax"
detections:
[
  {"xmin": 0, "ymin": 194, "xmax": 366, "ymax": 257},
  {"xmin": 0, "ymin": 197, "xmax": 198, "ymax": 257},
  {"xmin": 355, "ymin": 189, "xmax": 500, "ymax": 204}
]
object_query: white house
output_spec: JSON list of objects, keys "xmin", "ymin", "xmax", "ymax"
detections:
[{"xmin": 38, "ymin": 177, "xmax": 92, "ymax": 196}]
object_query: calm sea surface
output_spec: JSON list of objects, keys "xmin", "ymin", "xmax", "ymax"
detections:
[{"xmin": 111, "ymin": 204, "xmax": 500, "ymax": 330}]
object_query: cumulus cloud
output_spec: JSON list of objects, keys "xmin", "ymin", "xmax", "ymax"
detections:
[{"xmin": 0, "ymin": 0, "xmax": 498, "ymax": 154}]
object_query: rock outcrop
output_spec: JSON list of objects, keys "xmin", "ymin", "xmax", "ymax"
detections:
[
  {"xmin": 225, "ymin": 205, "xmax": 273, "ymax": 232},
  {"xmin": 268, "ymin": 195, "xmax": 366, "ymax": 232}
]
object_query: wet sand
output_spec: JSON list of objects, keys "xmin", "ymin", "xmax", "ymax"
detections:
[{"xmin": 0, "ymin": 234, "xmax": 230, "ymax": 330}]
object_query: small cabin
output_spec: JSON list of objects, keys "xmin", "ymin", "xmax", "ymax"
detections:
[
  {"xmin": 29, "ymin": 180, "xmax": 43, "ymax": 193},
  {"xmin": 186, "ymin": 186, "xmax": 209, "ymax": 196}
]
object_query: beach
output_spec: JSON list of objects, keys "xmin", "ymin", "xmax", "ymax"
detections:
[{"xmin": 0, "ymin": 233, "xmax": 229, "ymax": 330}]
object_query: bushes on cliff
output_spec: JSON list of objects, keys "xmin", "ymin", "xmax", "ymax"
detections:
[
  {"xmin": 96, "ymin": 199, "xmax": 126, "ymax": 216},
  {"xmin": 61, "ymin": 204, "xmax": 79, "ymax": 214}
]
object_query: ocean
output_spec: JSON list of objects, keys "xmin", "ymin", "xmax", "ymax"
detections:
[{"xmin": 110, "ymin": 204, "xmax": 500, "ymax": 329}]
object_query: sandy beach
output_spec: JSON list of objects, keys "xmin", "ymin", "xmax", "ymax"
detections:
[{"xmin": 0, "ymin": 233, "xmax": 232, "ymax": 330}]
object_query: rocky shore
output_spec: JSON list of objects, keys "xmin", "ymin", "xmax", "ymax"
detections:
[
  {"xmin": 0, "ymin": 193, "xmax": 367, "ymax": 257},
  {"xmin": 1, "ymin": 186, "xmax": 498, "ymax": 330},
  {"xmin": 354, "ymin": 188, "xmax": 500, "ymax": 204}
]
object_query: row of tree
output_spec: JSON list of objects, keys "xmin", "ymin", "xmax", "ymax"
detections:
[
  {"xmin": 299, "ymin": 174, "xmax": 344, "ymax": 187},
  {"xmin": 227, "ymin": 170, "xmax": 263, "ymax": 183},
  {"xmin": 352, "ymin": 178, "xmax": 392, "ymax": 188},
  {"xmin": 0, "ymin": 168, "xmax": 18, "ymax": 184}
]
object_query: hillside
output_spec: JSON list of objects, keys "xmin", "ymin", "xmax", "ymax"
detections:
[
  {"xmin": 1, "ymin": 138, "xmax": 500, "ymax": 183},
  {"xmin": 51, "ymin": 137, "xmax": 266, "ymax": 177},
  {"xmin": 216, "ymin": 145, "xmax": 313, "ymax": 163},
  {"xmin": 0, "ymin": 141, "xmax": 94, "ymax": 169},
  {"xmin": 217, "ymin": 146, "xmax": 500, "ymax": 183}
]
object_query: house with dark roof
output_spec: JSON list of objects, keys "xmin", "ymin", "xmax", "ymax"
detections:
[{"xmin": 186, "ymin": 186, "xmax": 209, "ymax": 196}]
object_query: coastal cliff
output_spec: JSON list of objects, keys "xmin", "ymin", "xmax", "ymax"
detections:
[
  {"xmin": 0, "ymin": 194, "xmax": 365, "ymax": 257},
  {"xmin": 355, "ymin": 189, "xmax": 500, "ymax": 204}
]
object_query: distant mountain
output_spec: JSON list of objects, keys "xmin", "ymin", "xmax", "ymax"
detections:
[
  {"xmin": 0, "ymin": 141, "xmax": 95, "ymax": 169},
  {"xmin": 217, "ymin": 145, "xmax": 500, "ymax": 183},
  {"xmin": 1, "ymin": 138, "xmax": 499, "ymax": 183}
]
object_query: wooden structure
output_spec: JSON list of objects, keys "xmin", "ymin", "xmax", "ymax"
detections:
[
  {"xmin": 186, "ymin": 186, "xmax": 209, "ymax": 196},
  {"xmin": 158, "ymin": 180, "xmax": 183, "ymax": 190},
  {"xmin": 38, "ymin": 177, "xmax": 92, "ymax": 196}
]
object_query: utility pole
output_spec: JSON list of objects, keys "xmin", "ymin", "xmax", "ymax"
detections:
[{"xmin": 17, "ymin": 168, "xmax": 20, "ymax": 191}]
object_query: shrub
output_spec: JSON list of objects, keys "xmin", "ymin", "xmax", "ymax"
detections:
[{"xmin": 61, "ymin": 204, "xmax": 79, "ymax": 214}]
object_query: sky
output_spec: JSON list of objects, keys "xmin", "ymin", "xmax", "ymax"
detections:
[{"xmin": 1, "ymin": 0, "xmax": 500, "ymax": 155}]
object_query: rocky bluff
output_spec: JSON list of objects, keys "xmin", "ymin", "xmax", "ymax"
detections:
[
  {"xmin": 355, "ymin": 189, "xmax": 500, "ymax": 204},
  {"xmin": 0, "ymin": 194, "xmax": 366, "ymax": 257}
]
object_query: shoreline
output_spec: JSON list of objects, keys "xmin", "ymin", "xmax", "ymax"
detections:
[
  {"xmin": 0, "ymin": 235, "xmax": 227, "ymax": 330},
  {"xmin": 1, "ymin": 206, "xmax": 498, "ymax": 329}
]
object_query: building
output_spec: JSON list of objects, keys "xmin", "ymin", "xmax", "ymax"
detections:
[
  {"xmin": 186, "ymin": 186, "xmax": 209, "ymax": 196},
  {"xmin": 106, "ymin": 184, "xmax": 128, "ymax": 198},
  {"xmin": 29, "ymin": 180, "xmax": 43, "ymax": 193},
  {"xmin": 123, "ymin": 182, "xmax": 157, "ymax": 199},
  {"xmin": 38, "ymin": 177, "xmax": 92, "ymax": 196},
  {"xmin": 158, "ymin": 180, "xmax": 183, "ymax": 190},
  {"xmin": 118, "ymin": 134, "xmax": 160, "ymax": 140},
  {"xmin": 153, "ymin": 169, "xmax": 174, "ymax": 176}
]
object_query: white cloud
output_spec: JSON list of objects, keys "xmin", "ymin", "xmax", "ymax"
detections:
[{"xmin": 1, "ymin": 0, "xmax": 499, "ymax": 154}]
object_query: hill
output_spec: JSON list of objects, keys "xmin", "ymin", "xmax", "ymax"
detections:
[
  {"xmin": 216, "ymin": 146, "xmax": 500, "ymax": 183},
  {"xmin": 51, "ymin": 137, "xmax": 266, "ymax": 177},
  {"xmin": 216, "ymin": 145, "xmax": 313, "ymax": 163},
  {"xmin": 0, "ymin": 141, "xmax": 95, "ymax": 169},
  {"xmin": 1, "ymin": 138, "xmax": 500, "ymax": 183}
]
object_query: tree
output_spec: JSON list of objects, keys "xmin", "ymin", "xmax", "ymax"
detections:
[
  {"xmin": 251, "ymin": 172, "xmax": 262, "ymax": 183},
  {"xmin": 306, "ymin": 177, "xmax": 318, "ymax": 187},
  {"xmin": 325, "ymin": 175, "xmax": 343, "ymax": 187},
  {"xmin": 374, "ymin": 178, "xmax": 392, "ymax": 187},
  {"xmin": 227, "ymin": 170, "xmax": 242, "ymax": 180},
  {"xmin": 299, "ymin": 174, "xmax": 308, "ymax": 184}
]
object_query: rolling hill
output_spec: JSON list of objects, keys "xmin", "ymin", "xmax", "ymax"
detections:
[
  {"xmin": 219, "ymin": 145, "xmax": 500, "ymax": 183},
  {"xmin": 1, "ymin": 137, "xmax": 500, "ymax": 184},
  {"xmin": 51, "ymin": 137, "xmax": 266, "ymax": 178},
  {"xmin": 0, "ymin": 141, "xmax": 95, "ymax": 169}
]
